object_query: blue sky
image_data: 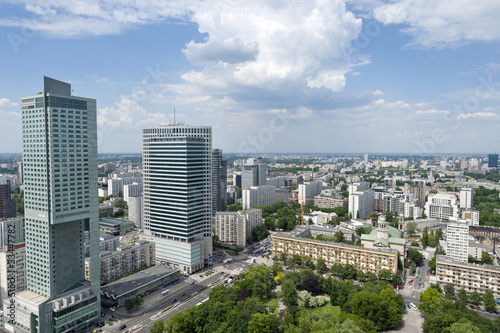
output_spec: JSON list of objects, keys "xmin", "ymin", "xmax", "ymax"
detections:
[{"xmin": 1, "ymin": 0, "xmax": 500, "ymax": 154}]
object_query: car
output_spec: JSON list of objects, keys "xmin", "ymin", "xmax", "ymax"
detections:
[
  {"xmin": 469, "ymin": 305, "xmax": 475, "ymax": 309},
  {"xmin": 171, "ymin": 298, "xmax": 177, "ymax": 303},
  {"xmin": 410, "ymin": 303, "xmax": 418, "ymax": 311},
  {"xmin": 181, "ymin": 293, "xmax": 186, "ymax": 297},
  {"xmin": 119, "ymin": 324, "xmax": 127, "ymax": 330},
  {"xmin": 407, "ymin": 304, "xmax": 411, "ymax": 309},
  {"xmin": 101, "ymin": 312, "xmax": 105, "ymax": 317},
  {"xmin": 190, "ymin": 281, "xmax": 195, "ymax": 285},
  {"xmin": 494, "ymin": 311, "xmax": 499, "ymax": 315},
  {"xmin": 475, "ymin": 307, "xmax": 480, "ymax": 310},
  {"xmin": 199, "ymin": 275, "xmax": 203, "ymax": 278}
]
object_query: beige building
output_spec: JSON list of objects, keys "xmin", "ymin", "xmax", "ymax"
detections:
[
  {"xmin": 313, "ymin": 195, "xmax": 347, "ymax": 209},
  {"xmin": 85, "ymin": 240, "xmax": 155, "ymax": 284},
  {"xmin": 271, "ymin": 226, "xmax": 398, "ymax": 274},
  {"xmin": 361, "ymin": 218, "xmax": 405, "ymax": 261},
  {"xmin": 436, "ymin": 255, "xmax": 500, "ymax": 299},
  {"xmin": 213, "ymin": 209, "xmax": 262, "ymax": 247},
  {"xmin": 0, "ymin": 244, "xmax": 26, "ymax": 308}
]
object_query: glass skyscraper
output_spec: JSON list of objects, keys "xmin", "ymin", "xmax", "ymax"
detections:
[
  {"xmin": 6, "ymin": 77, "xmax": 99, "ymax": 333},
  {"xmin": 142, "ymin": 125, "xmax": 212, "ymax": 274}
]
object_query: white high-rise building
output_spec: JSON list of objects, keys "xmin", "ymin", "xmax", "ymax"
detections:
[
  {"xmin": 0, "ymin": 218, "xmax": 24, "ymax": 247},
  {"xmin": 348, "ymin": 189, "xmax": 374, "ymax": 220},
  {"xmin": 8, "ymin": 77, "xmax": 100, "ymax": 333},
  {"xmin": 462, "ymin": 209, "xmax": 480, "ymax": 226},
  {"xmin": 142, "ymin": 125, "xmax": 212, "ymax": 274},
  {"xmin": 241, "ymin": 158, "xmax": 267, "ymax": 189},
  {"xmin": 364, "ymin": 154, "xmax": 369, "ymax": 163},
  {"xmin": 298, "ymin": 181, "xmax": 323, "ymax": 206},
  {"xmin": 213, "ymin": 209, "xmax": 262, "ymax": 247},
  {"xmin": 348, "ymin": 182, "xmax": 370, "ymax": 194},
  {"xmin": 460, "ymin": 186, "xmax": 474, "ymax": 210},
  {"xmin": 446, "ymin": 217, "xmax": 469, "ymax": 263},
  {"xmin": 242, "ymin": 185, "xmax": 275, "ymax": 209},
  {"xmin": 425, "ymin": 193, "xmax": 459, "ymax": 221},
  {"xmin": 123, "ymin": 182, "xmax": 142, "ymax": 203},
  {"xmin": 128, "ymin": 196, "xmax": 143, "ymax": 228}
]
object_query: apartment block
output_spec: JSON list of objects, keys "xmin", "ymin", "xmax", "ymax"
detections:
[
  {"xmin": 128, "ymin": 196, "xmax": 143, "ymax": 229},
  {"xmin": 271, "ymin": 226, "xmax": 398, "ymax": 274},
  {"xmin": 425, "ymin": 193, "xmax": 459, "ymax": 221},
  {"xmin": 314, "ymin": 194, "xmax": 347, "ymax": 209},
  {"xmin": 446, "ymin": 217, "xmax": 469, "ymax": 263},
  {"xmin": 298, "ymin": 181, "xmax": 323, "ymax": 206},
  {"xmin": 462, "ymin": 209, "xmax": 480, "ymax": 226},
  {"xmin": 0, "ymin": 244, "xmax": 26, "ymax": 309},
  {"xmin": 0, "ymin": 179, "xmax": 16, "ymax": 219},
  {"xmin": 460, "ymin": 186, "xmax": 474, "ymax": 210},
  {"xmin": 436, "ymin": 255, "xmax": 500, "ymax": 299},
  {"xmin": 85, "ymin": 240, "xmax": 155, "ymax": 285},
  {"xmin": 213, "ymin": 209, "xmax": 262, "ymax": 247},
  {"xmin": 242, "ymin": 185, "xmax": 275, "ymax": 209},
  {"xmin": 348, "ymin": 189, "xmax": 374, "ymax": 220}
]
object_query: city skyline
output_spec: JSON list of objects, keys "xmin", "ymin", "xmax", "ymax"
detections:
[{"xmin": 1, "ymin": 2, "xmax": 500, "ymax": 154}]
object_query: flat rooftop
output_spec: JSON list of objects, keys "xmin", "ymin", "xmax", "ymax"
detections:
[{"xmin": 100, "ymin": 266, "xmax": 180, "ymax": 298}]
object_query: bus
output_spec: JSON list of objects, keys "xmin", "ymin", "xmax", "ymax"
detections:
[{"xmin": 161, "ymin": 290, "xmax": 170, "ymax": 296}]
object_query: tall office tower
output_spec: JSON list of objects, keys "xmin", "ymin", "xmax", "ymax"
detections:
[
  {"xmin": 17, "ymin": 161, "xmax": 23, "ymax": 184},
  {"xmin": 298, "ymin": 181, "xmax": 323, "ymax": 205},
  {"xmin": 364, "ymin": 154, "xmax": 368, "ymax": 163},
  {"xmin": 241, "ymin": 158, "xmax": 267, "ymax": 189},
  {"xmin": 212, "ymin": 149, "xmax": 227, "ymax": 215},
  {"xmin": 410, "ymin": 179, "xmax": 426, "ymax": 208},
  {"xmin": 233, "ymin": 174, "xmax": 242, "ymax": 188},
  {"xmin": 7, "ymin": 77, "xmax": 100, "ymax": 333},
  {"xmin": 142, "ymin": 125, "xmax": 212, "ymax": 274},
  {"xmin": 460, "ymin": 186, "xmax": 474, "ymax": 210},
  {"xmin": 489, "ymin": 154, "xmax": 499, "ymax": 168},
  {"xmin": 0, "ymin": 178, "xmax": 16, "ymax": 219},
  {"xmin": 446, "ymin": 217, "xmax": 469, "ymax": 263}
]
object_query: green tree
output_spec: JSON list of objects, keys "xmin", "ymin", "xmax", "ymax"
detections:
[
  {"xmin": 436, "ymin": 228, "xmax": 443, "ymax": 240},
  {"xmin": 428, "ymin": 230, "xmax": 436, "ymax": 247},
  {"xmin": 125, "ymin": 300, "xmax": 135, "ymax": 313},
  {"xmin": 457, "ymin": 288, "xmax": 468, "ymax": 304},
  {"xmin": 333, "ymin": 231, "xmax": 345, "ymax": 243},
  {"xmin": 482, "ymin": 252, "xmax": 494, "ymax": 265},
  {"xmin": 301, "ymin": 274, "xmax": 320, "ymax": 295},
  {"xmin": 316, "ymin": 257, "xmax": 327, "ymax": 274},
  {"xmin": 98, "ymin": 196, "xmax": 105, "ymax": 203},
  {"xmin": 282, "ymin": 279, "xmax": 297, "ymax": 307},
  {"xmin": 113, "ymin": 209, "xmax": 125, "ymax": 218},
  {"xmin": 484, "ymin": 289, "xmax": 497, "ymax": 311},
  {"xmin": 418, "ymin": 287, "xmax": 442, "ymax": 317},
  {"xmin": 421, "ymin": 228, "xmax": 429, "ymax": 249},
  {"xmin": 150, "ymin": 320, "xmax": 165, "ymax": 333},
  {"xmin": 378, "ymin": 268, "xmax": 392, "ymax": 281},
  {"xmin": 228, "ymin": 203, "xmax": 243, "ymax": 211},
  {"xmin": 470, "ymin": 290, "xmax": 482, "ymax": 305},
  {"xmin": 406, "ymin": 221, "xmax": 417, "ymax": 237},
  {"xmin": 247, "ymin": 313, "xmax": 280, "ymax": 333},
  {"xmin": 114, "ymin": 198, "xmax": 127, "ymax": 209},
  {"xmin": 118, "ymin": 190, "xmax": 123, "ymax": 198},
  {"xmin": 444, "ymin": 283, "xmax": 455, "ymax": 300},
  {"xmin": 134, "ymin": 297, "xmax": 144, "ymax": 309},
  {"xmin": 407, "ymin": 248, "xmax": 423, "ymax": 265},
  {"xmin": 448, "ymin": 321, "xmax": 482, "ymax": 333}
]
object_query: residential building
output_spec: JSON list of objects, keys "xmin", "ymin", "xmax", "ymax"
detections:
[
  {"xmin": 436, "ymin": 255, "xmax": 500, "ymax": 299},
  {"xmin": 7, "ymin": 77, "xmax": 100, "ymax": 333},
  {"xmin": 213, "ymin": 209, "xmax": 262, "ymax": 247},
  {"xmin": 17, "ymin": 161, "xmax": 23, "ymax": 184},
  {"xmin": 123, "ymin": 182, "xmax": 142, "ymax": 203},
  {"xmin": 233, "ymin": 174, "xmax": 242, "ymax": 188},
  {"xmin": 142, "ymin": 125, "xmax": 212, "ymax": 274},
  {"xmin": 298, "ymin": 181, "xmax": 322, "ymax": 206},
  {"xmin": 468, "ymin": 239, "xmax": 485, "ymax": 261},
  {"xmin": 383, "ymin": 177, "xmax": 395, "ymax": 191},
  {"xmin": 271, "ymin": 226, "xmax": 398, "ymax": 274},
  {"xmin": 488, "ymin": 154, "xmax": 498, "ymax": 168},
  {"xmin": 348, "ymin": 182, "xmax": 370, "ymax": 194},
  {"xmin": 84, "ymin": 233, "xmax": 119, "ymax": 256},
  {"xmin": 462, "ymin": 209, "xmax": 480, "ymax": 226},
  {"xmin": 266, "ymin": 176, "xmax": 285, "ymax": 188},
  {"xmin": 314, "ymin": 194, "xmax": 347, "ymax": 209},
  {"xmin": 241, "ymin": 158, "xmax": 267, "ymax": 189},
  {"xmin": 0, "ymin": 243, "xmax": 26, "ymax": 311},
  {"xmin": 469, "ymin": 225, "xmax": 500, "ymax": 252},
  {"xmin": 460, "ymin": 186, "xmax": 474, "ymax": 210},
  {"xmin": 0, "ymin": 179, "xmax": 16, "ymax": 219},
  {"xmin": 0, "ymin": 218, "xmax": 24, "ymax": 247},
  {"xmin": 128, "ymin": 196, "xmax": 143, "ymax": 228},
  {"xmin": 242, "ymin": 185, "xmax": 275, "ymax": 209},
  {"xmin": 410, "ymin": 179, "xmax": 426, "ymax": 208},
  {"xmin": 348, "ymin": 189, "xmax": 374, "ymax": 220},
  {"xmin": 212, "ymin": 149, "xmax": 227, "ymax": 215},
  {"xmin": 446, "ymin": 217, "xmax": 469, "ymax": 263},
  {"xmin": 404, "ymin": 202, "xmax": 423, "ymax": 219},
  {"xmin": 85, "ymin": 240, "xmax": 155, "ymax": 284},
  {"xmin": 364, "ymin": 154, "xmax": 369, "ymax": 163},
  {"xmin": 275, "ymin": 187, "xmax": 291, "ymax": 204},
  {"xmin": 424, "ymin": 193, "xmax": 459, "ymax": 221}
]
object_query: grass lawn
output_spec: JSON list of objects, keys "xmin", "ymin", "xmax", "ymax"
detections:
[{"xmin": 304, "ymin": 302, "xmax": 341, "ymax": 316}]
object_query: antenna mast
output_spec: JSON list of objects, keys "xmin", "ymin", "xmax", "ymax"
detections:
[{"xmin": 174, "ymin": 107, "xmax": 176, "ymax": 124}]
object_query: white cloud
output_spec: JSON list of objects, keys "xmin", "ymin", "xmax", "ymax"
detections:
[
  {"xmin": 373, "ymin": 0, "xmax": 500, "ymax": 48},
  {"xmin": 97, "ymin": 97, "xmax": 168, "ymax": 129},
  {"xmin": 0, "ymin": 98, "xmax": 19, "ymax": 108},
  {"xmin": 457, "ymin": 112, "xmax": 498, "ymax": 120},
  {"xmin": 414, "ymin": 109, "xmax": 450, "ymax": 116}
]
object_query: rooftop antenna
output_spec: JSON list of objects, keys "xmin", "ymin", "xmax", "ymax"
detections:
[{"xmin": 174, "ymin": 107, "xmax": 176, "ymax": 124}]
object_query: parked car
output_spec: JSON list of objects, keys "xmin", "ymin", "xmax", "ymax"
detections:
[
  {"xmin": 171, "ymin": 298, "xmax": 177, "ymax": 303},
  {"xmin": 469, "ymin": 305, "xmax": 475, "ymax": 309},
  {"xmin": 119, "ymin": 325, "xmax": 127, "ymax": 330},
  {"xmin": 180, "ymin": 293, "xmax": 186, "ymax": 297},
  {"xmin": 410, "ymin": 303, "xmax": 418, "ymax": 311}
]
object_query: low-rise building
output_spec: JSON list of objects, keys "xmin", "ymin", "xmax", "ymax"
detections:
[
  {"xmin": 242, "ymin": 185, "xmax": 275, "ymax": 209},
  {"xmin": 314, "ymin": 194, "xmax": 347, "ymax": 209},
  {"xmin": 468, "ymin": 239, "xmax": 485, "ymax": 261},
  {"xmin": 85, "ymin": 240, "xmax": 155, "ymax": 284},
  {"xmin": 303, "ymin": 211, "xmax": 338, "ymax": 226},
  {"xmin": 340, "ymin": 219, "xmax": 372, "ymax": 231},
  {"xmin": 436, "ymin": 255, "xmax": 500, "ymax": 299},
  {"xmin": 271, "ymin": 226, "xmax": 398, "ymax": 274},
  {"xmin": 99, "ymin": 217, "xmax": 135, "ymax": 236},
  {"xmin": 398, "ymin": 218, "xmax": 439, "ymax": 233},
  {"xmin": 275, "ymin": 187, "xmax": 292, "ymax": 204}
]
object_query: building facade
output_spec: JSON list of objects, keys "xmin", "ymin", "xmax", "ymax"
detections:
[
  {"xmin": 7, "ymin": 77, "xmax": 100, "ymax": 333},
  {"xmin": 242, "ymin": 185, "xmax": 275, "ymax": 209},
  {"xmin": 128, "ymin": 196, "xmax": 143, "ymax": 229},
  {"xmin": 298, "ymin": 181, "xmax": 322, "ymax": 206},
  {"xmin": 213, "ymin": 209, "xmax": 262, "ymax": 247},
  {"xmin": 0, "ymin": 244, "xmax": 26, "ymax": 311},
  {"xmin": 142, "ymin": 125, "xmax": 212, "ymax": 274},
  {"xmin": 348, "ymin": 189, "xmax": 374, "ymax": 220},
  {"xmin": 488, "ymin": 154, "xmax": 498, "ymax": 168},
  {"xmin": 446, "ymin": 217, "xmax": 469, "ymax": 263},
  {"xmin": 0, "ymin": 218, "xmax": 24, "ymax": 248},
  {"xmin": 462, "ymin": 209, "xmax": 480, "ymax": 226},
  {"xmin": 424, "ymin": 193, "xmax": 459, "ymax": 221},
  {"xmin": 460, "ymin": 186, "xmax": 474, "ymax": 210},
  {"xmin": 0, "ymin": 179, "xmax": 16, "ymax": 219},
  {"xmin": 211, "ymin": 149, "xmax": 227, "ymax": 215},
  {"xmin": 410, "ymin": 179, "xmax": 426, "ymax": 208}
]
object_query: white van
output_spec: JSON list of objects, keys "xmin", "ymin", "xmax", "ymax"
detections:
[
  {"xmin": 162, "ymin": 289, "xmax": 170, "ymax": 296},
  {"xmin": 410, "ymin": 303, "xmax": 417, "ymax": 311}
]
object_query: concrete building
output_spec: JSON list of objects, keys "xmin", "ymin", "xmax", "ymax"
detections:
[
  {"xmin": 298, "ymin": 181, "xmax": 323, "ymax": 206},
  {"xmin": 85, "ymin": 240, "xmax": 155, "ymax": 285},
  {"xmin": 0, "ymin": 244, "xmax": 26, "ymax": 312},
  {"xmin": 128, "ymin": 196, "xmax": 143, "ymax": 229},
  {"xmin": 266, "ymin": 177, "xmax": 285, "ymax": 188},
  {"xmin": 410, "ymin": 179, "xmax": 426, "ymax": 208},
  {"xmin": 213, "ymin": 209, "xmax": 262, "ymax": 247},
  {"xmin": 360, "ymin": 217, "xmax": 405, "ymax": 261},
  {"xmin": 303, "ymin": 211, "xmax": 338, "ymax": 226},
  {"xmin": 212, "ymin": 149, "xmax": 227, "ymax": 215},
  {"xmin": 468, "ymin": 238, "xmax": 485, "ymax": 261},
  {"xmin": 0, "ymin": 218, "xmax": 24, "ymax": 247},
  {"xmin": 469, "ymin": 225, "xmax": 500, "ymax": 252},
  {"xmin": 0, "ymin": 179, "xmax": 16, "ymax": 220},
  {"xmin": 100, "ymin": 266, "xmax": 180, "ymax": 307},
  {"xmin": 275, "ymin": 187, "xmax": 291, "ymax": 204},
  {"xmin": 233, "ymin": 174, "xmax": 242, "ymax": 188},
  {"xmin": 84, "ymin": 233, "xmax": 119, "ymax": 257},
  {"xmin": 383, "ymin": 177, "xmax": 395, "ymax": 191},
  {"xmin": 348, "ymin": 189, "xmax": 374, "ymax": 220},
  {"xmin": 142, "ymin": 125, "xmax": 212, "ymax": 274},
  {"xmin": 404, "ymin": 202, "xmax": 423, "ymax": 219},
  {"xmin": 17, "ymin": 162, "xmax": 23, "ymax": 184},
  {"xmin": 272, "ymin": 226, "xmax": 398, "ymax": 274},
  {"xmin": 99, "ymin": 217, "xmax": 135, "ymax": 236},
  {"xmin": 348, "ymin": 182, "xmax": 370, "ymax": 194},
  {"xmin": 424, "ymin": 193, "xmax": 459, "ymax": 221},
  {"xmin": 241, "ymin": 158, "xmax": 267, "ymax": 190},
  {"xmin": 436, "ymin": 255, "xmax": 500, "ymax": 299},
  {"xmin": 242, "ymin": 185, "xmax": 275, "ymax": 209},
  {"xmin": 398, "ymin": 218, "xmax": 439, "ymax": 233},
  {"xmin": 460, "ymin": 186, "xmax": 474, "ymax": 210},
  {"xmin": 462, "ymin": 209, "xmax": 480, "ymax": 226},
  {"xmin": 123, "ymin": 182, "xmax": 142, "ymax": 203},
  {"xmin": 6, "ymin": 77, "xmax": 100, "ymax": 333},
  {"xmin": 314, "ymin": 194, "xmax": 347, "ymax": 209},
  {"xmin": 446, "ymin": 217, "xmax": 469, "ymax": 263}
]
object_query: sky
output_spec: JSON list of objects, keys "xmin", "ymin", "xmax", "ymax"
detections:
[{"xmin": 1, "ymin": 1, "xmax": 500, "ymax": 155}]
